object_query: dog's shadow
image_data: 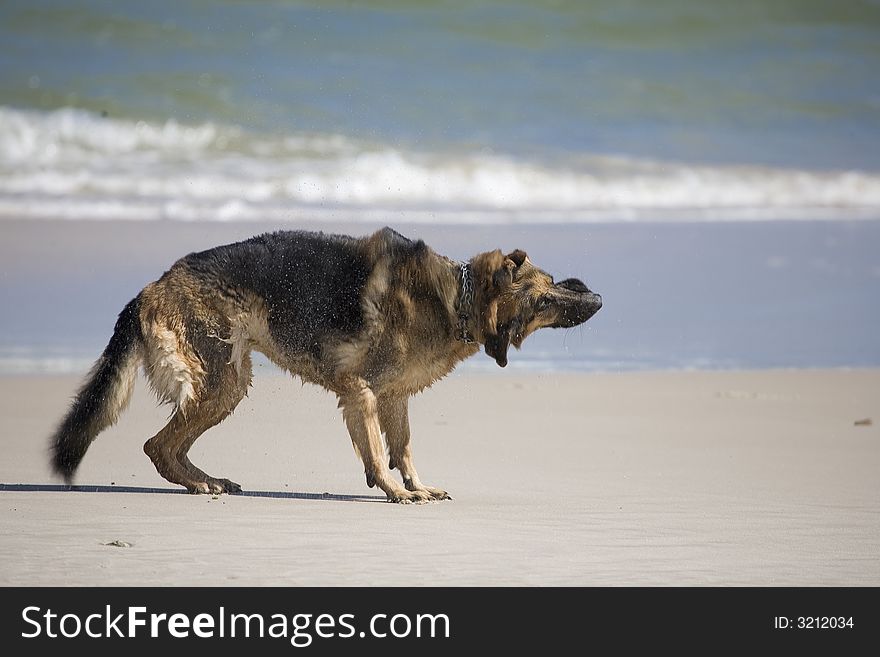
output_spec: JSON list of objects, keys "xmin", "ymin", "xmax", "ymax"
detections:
[{"xmin": 0, "ymin": 483, "xmax": 386, "ymax": 503}]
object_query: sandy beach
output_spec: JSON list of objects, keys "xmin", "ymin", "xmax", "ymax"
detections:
[{"xmin": 1, "ymin": 368, "xmax": 877, "ymax": 586}]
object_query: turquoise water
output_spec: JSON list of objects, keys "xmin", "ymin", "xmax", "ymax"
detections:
[
  {"xmin": 3, "ymin": 0, "xmax": 880, "ymax": 167},
  {"xmin": 1, "ymin": 1, "xmax": 880, "ymax": 222}
]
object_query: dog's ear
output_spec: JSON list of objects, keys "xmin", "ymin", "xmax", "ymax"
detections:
[
  {"xmin": 492, "ymin": 255, "xmax": 516, "ymax": 291},
  {"xmin": 490, "ymin": 249, "xmax": 527, "ymax": 291},
  {"xmin": 470, "ymin": 250, "xmax": 519, "ymax": 367},
  {"xmin": 506, "ymin": 249, "xmax": 528, "ymax": 268},
  {"xmin": 492, "ymin": 249, "xmax": 529, "ymax": 292}
]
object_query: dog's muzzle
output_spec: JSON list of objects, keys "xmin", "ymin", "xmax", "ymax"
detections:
[{"xmin": 551, "ymin": 278, "xmax": 602, "ymax": 328}]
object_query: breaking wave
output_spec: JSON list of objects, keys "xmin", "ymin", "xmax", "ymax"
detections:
[{"xmin": 2, "ymin": 106, "xmax": 880, "ymax": 223}]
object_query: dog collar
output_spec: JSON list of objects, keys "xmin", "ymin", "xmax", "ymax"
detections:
[{"xmin": 456, "ymin": 262, "xmax": 476, "ymax": 344}]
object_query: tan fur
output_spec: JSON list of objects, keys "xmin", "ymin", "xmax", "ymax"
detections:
[
  {"xmin": 87, "ymin": 346, "xmax": 140, "ymax": 428},
  {"xmin": 497, "ymin": 256, "xmax": 558, "ymax": 346}
]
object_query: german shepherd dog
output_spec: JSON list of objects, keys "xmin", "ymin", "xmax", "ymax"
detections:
[{"xmin": 50, "ymin": 228, "xmax": 601, "ymax": 503}]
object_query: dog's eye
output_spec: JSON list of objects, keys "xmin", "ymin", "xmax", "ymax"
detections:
[{"xmin": 536, "ymin": 296, "xmax": 550, "ymax": 311}]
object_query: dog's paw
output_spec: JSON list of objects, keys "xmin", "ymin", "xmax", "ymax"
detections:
[
  {"xmin": 404, "ymin": 480, "xmax": 452, "ymax": 501},
  {"xmin": 189, "ymin": 478, "xmax": 241, "ymax": 495},
  {"xmin": 386, "ymin": 489, "xmax": 433, "ymax": 504},
  {"xmin": 186, "ymin": 481, "xmax": 212, "ymax": 494},
  {"xmin": 422, "ymin": 486, "xmax": 451, "ymax": 501},
  {"xmin": 211, "ymin": 478, "xmax": 242, "ymax": 494}
]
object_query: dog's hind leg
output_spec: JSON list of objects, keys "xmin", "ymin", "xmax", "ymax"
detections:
[
  {"xmin": 140, "ymin": 297, "xmax": 251, "ymax": 493},
  {"xmin": 143, "ymin": 357, "xmax": 250, "ymax": 494},
  {"xmin": 339, "ymin": 379, "xmax": 431, "ymax": 503},
  {"xmin": 378, "ymin": 396, "xmax": 450, "ymax": 501},
  {"xmin": 143, "ymin": 412, "xmax": 211, "ymax": 493},
  {"xmin": 174, "ymin": 352, "xmax": 252, "ymax": 494}
]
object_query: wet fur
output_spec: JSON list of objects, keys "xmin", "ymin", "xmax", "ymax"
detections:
[{"xmin": 49, "ymin": 227, "xmax": 601, "ymax": 502}]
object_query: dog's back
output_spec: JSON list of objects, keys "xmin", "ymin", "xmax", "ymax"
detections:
[{"xmin": 180, "ymin": 231, "xmax": 371, "ymax": 348}]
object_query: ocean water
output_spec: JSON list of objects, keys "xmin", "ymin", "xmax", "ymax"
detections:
[
  {"xmin": 1, "ymin": 0, "xmax": 880, "ymax": 223},
  {"xmin": 1, "ymin": 1, "xmax": 879, "ymax": 373}
]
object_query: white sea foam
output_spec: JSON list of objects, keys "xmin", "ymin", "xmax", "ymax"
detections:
[{"xmin": 2, "ymin": 106, "xmax": 880, "ymax": 222}]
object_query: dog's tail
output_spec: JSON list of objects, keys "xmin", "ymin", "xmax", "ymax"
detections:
[{"xmin": 50, "ymin": 295, "xmax": 143, "ymax": 483}]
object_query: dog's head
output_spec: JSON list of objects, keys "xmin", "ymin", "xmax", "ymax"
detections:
[{"xmin": 470, "ymin": 249, "xmax": 602, "ymax": 367}]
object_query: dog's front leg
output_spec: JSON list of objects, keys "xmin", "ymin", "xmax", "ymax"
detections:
[
  {"xmin": 378, "ymin": 396, "xmax": 450, "ymax": 501},
  {"xmin": 339, "ymin": 380, "xmax": 432, "ymax": 504}
]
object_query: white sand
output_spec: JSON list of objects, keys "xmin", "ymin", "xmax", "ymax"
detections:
[{"xmin": 1, "ymin": 369, "xmax": 878, "ymax": 586}]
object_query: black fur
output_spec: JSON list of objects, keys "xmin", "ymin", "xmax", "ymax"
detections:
[
  {"xmin": 181, "ymin": 231, "xmax": 373, "ymax": 358},
  {"xmin": 50, "ymin": 295, "xmax": 143, "ymax": 482}
]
